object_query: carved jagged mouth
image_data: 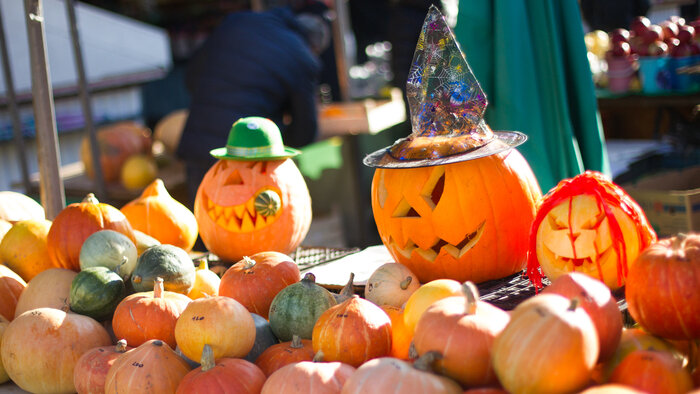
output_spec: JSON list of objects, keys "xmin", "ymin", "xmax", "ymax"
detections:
[
  {"xmin": 388, "ymin": 221, "xmax": 486, "ymax": 261},
  {"xmin": 542, "ymin": 244, "xmax": 614, "ymax": 269},
  {"xmin": 201, "ymin": 188, "xmax": 282, "ymax": 233}
]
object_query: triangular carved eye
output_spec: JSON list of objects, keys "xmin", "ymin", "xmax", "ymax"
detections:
[
  {"xmin": 421, "ymin": 167, "xmax": 445, "ymax": 210},
  {"xmin": 581, "ymin": 211, "xmax": 606, "ymax": 230},
  {"xmin": 547, "ymin": 213, "xmax": 568, "ymax": 230},
  {"xmin": 224, "ymin": 170, "xmax": 244, "ymax": 186},
  {"xmin": 393, "ymin": 198, "xmax": 420, "ymax": 218}
]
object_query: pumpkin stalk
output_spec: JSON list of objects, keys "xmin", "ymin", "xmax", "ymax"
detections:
[
  {"xmin": 196, "ymin": 258, "xmax": 209, "ymax": 271},
  {"xmin": 82, "ymin": 193, "xmax": 99, "ymax": 204},
  {"xmin": 312, "ymin": 351, "xmax": 325, "ymax": 362},
  {"xmin": 670, "ymin": 233, "xmax": 688, "ymax": 260},
  {"xmin": 116, "ymin": 339, "xmax": 128, "ymax": 353},
  {"xmin": 567, "ymin": 298, "xmax": 580, "ymax": 312},
  {"xmin": 242, "ymin": 256, "xmax": 257, "ymax": 269},
  {"xmin": 302, "ymin": 272, "xmax": 316, "ymax": 283},
  {"xmin": 153, "ymin": 277, "xmax": 164, "ymax": 299},
  {"xmin": 291, "ymin": 335, "xmax": 303, "ymax": 349},
  {"xmin": 335, "ymin": 272, "xmax": 355, "ymax": 303},
  {"xmin": 413, "ymin": 351, "xmax": 442, "ymax": 372},
  {"xmin": 200, "ymin": 344, "xmax": 216, "ymax": 372},
  {"xmin": 461, "ymin": 281, "xmax": 479, "ymax": 315},
  {"xmin": 400, "ymin": 276, "xmax": 413, "ymax": 290}
]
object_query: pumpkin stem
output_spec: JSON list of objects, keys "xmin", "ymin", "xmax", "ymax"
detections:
[
  {"xmin": 400, "ymin": 276, "xmax": 413, "ymax": 290},
  {"xmin": 153, "ymin": 340, "xmax": 163, "ymax": 347},
  {"xmin": 334, "ymin": 272, "xmax": 355, "ymax": 303},
  {"xmin": 413, "ymin": 351, "xmax": 442, "ymax": 372},
  {"xmin": 83, "ymin": 193, "xmax": 99, "ymax": 204},
  {"xmin": 153, "ymin": 277, "xmax": 164, "ymax": 298},
  {"xmin": 671, "ymin": 233, "xmax": 688, "ymax": 260},
  {"xmin": 196, "ymin": 258, "xmax": 209, "ymax": 271},
  {"xmin": 241, "ymin": 256, "xmax": 256, "ymax": 269},
  {"xmin": 116, "ymin": 339, "xmax": 128, "ymax": 353},
  {"xmin": 302, "ymin": 273, "xmax": 316, "ymax": 284},
  {"xmin": 461, "ymin": 281, "xmax": 479, "ymax": 315},
  {"xmin": 567, "ymin": 298, "xmax": 580, "ymax": 312},
  {"xmin": 408, "ymin": 342, "xmax": 419, "ymax": 360},
  {"xmin": 200, "ymin": 344, "xmax": 216, "ymax": 372},
  {"xmin": 312, "ymin": 351, "xmax": 324, "ymax": 362},
  {"xmin": 291, "ymin": 335, "xmax": 303, "ymax": 349}
]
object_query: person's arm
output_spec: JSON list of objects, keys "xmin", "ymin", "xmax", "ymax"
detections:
[{"xmin": 283, "ymin": 75, "xmax": 320, "ymax": 148}]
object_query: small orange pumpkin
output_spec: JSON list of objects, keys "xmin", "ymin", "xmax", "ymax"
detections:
[
  {"xmin": 121, "ymin": 179, "xmax": 198, "ymax": 251},
  {"xmin": 312, "ymin": 295, "xmax": 392, "ymax": 367},
  {"xmin": 0, "ymin": 265, "xmax": 26, "ymax": 320},
  {"xmin": 0, "ymin": 315, "xmax": 10, "ymax": 384},
  {"xmin": 364, "ymin": 262, "xmax": 420, "ymax": 307},
  {"xmin": 601, "ymin": 327, "xmax": 683, "ymax": 382},
  {"xmin": 379, "ymin": 305, "xmax": 413, "ymax": 360},
  {"xmin": 260, "ymin": 356, "xmax": 355, "ymax": 394},
  {"xmin": 219, "ymin": 251, "xmax": 301, "ymax": 318},
  {"xmin": 176, "ymin": 344, "xmax": 266, "ymax": 394},
  {"xmin": 403, "ymin": 278, "xmax": 463, "ymax": 334},
  {"xmin": 73, "ymin": 339, "xmax": 132, "ymax": 394},
  {"xmin": 608, "ymin": 350, "xmax": 693, "ymax": 394},
  {"xmin": 47, "ymin": 194, "xmax": 136, "ymax": 271},
  {"xmin": 187, "ymin": 258, "xmax": 221, "ymax": 299},
  {"xmin": 255, "ymin": 335, "xmax": 315, "ymax": 377},
  {"xmin": 0, "ymin": 219, "xmax": 54, "ymax": 281},
  {"xmin": 14, "ymin": 268, "xmax": 76, "ymax": 318}
]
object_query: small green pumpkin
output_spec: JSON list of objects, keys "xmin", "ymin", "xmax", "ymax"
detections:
[
  {"xmin": 130, "ymin": 244, "xmax": 195, "ymax": 295},
  {"xmin": 268, "ymin": 273, "xmax": 337, "ymax": 341},
  {"xmin": 79, "ymin": 230, "xmax": 138, "ymax": 279},
  {"xmin": 69, "ymin": 266, "xmax": 126, "ymax": 321},
  {"xmin": 244, "ymin": 312, "xmax": 279, "ymax": 362},
  {"xmin": 254, "ymin": 189, "xmax": 281, "ymax": 217}
]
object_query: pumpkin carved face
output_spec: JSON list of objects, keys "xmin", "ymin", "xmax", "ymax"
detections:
[
  {"xmin": 371, "ymin": 150, "xmax": 541, "ymax": 283},
  {"xmin": 195, "ymin": 159, "xmax": 311, "ymax": 263}
]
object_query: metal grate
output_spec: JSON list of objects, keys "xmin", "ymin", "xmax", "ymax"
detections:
[{"xmin": 290, "ymin": 245, "xmax": 362, "ymax": 271}]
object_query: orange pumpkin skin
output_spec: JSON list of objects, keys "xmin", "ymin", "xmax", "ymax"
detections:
[
  {"xmin": 255, "ymin": 335, "xmax": 315, "ymax": 377},
  {"xmin": 0, "ymin": 219, "xmax": 54, "ymax": 282},
  {"xmin": 112, "ymin": 279, "xmax": 191, "ymax": 348},
  {"xmin": 121, "ymin": 179, "xmax": 199, "ymax": 251},
  {"xmin": 0, "ymin": 265, "xmax": 26, "ymax": 320},
  {"xmin": 81, "ymin": 121, "xmax": 152, "ymax": 182},
  {"xmin": 626, "ymin": 233, "xmax": 700, "ymax": 340},
  {"xmin": 219, "ymin": 251, "xmax": 301, "ymax": 318},
  {"xmin": 176, "ymin": 345, "xmax": 266, "ymax": 394},
  {"xmin": 609, "ymin": 350, "xmax": 693, "ymax": 394},
  {"xmin": 194, "ymin": 159, "xmax": 312, "ymax": 263},
  {"xmin": 261, "ymin": 360, "xmax": 355, "ymax": 394},
  {"xmin": 47, "ymin": 194, "xmax": 136, "ymax": 271},
  {"xmin": 312, "ymin": 295, "xmax": 392, "ymax": 367},
  {"xmin": 403, "ymin": 279, "xmax": 463, "ymax": 334},
  {"xmin": 543, "ymin": 272, "xmax": 623, "ymax": 361},
  {"xmin": 105, "ymin": 339, "xmax": 191, "ymax": 394},
  {"xmin": 73, "ymin": 340, "xmax": 132, "ymax": 394},
  {"xmin": 1, "ymin": 308, "xmax": 112, "ymax": 394},
  {"xmin": 601, "ymin": 327, "xmax": 682, "ymax": 382},
  {"xmin": 0, "ymin": 315, "xmax": 9, "ymax": 384},
  {"xmin": 379, "ymin": 305, "xmax": 413, "ymax": 360},
  {"xmin": 14, "ymin": 268, "xmax": 77, "ymax": 318},
  {"xmin": 371, "ymin": 149, "xmax": 541, "ymax": 284}
]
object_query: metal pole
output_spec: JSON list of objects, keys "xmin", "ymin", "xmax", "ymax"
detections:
[
  {"xmin": 331, "ymin": 0, "xmax": 351, "ymax": 102},
  {"xmin": 24, "ymin": 0, "xmax": 65, "ymax": 218},
  {"xmin": 65, "ymin": 0, "xmax": 106, "ymax": 199},
  {"xmin": 0, "ymin": 8, "xmax": 32, "ymax": 193}
]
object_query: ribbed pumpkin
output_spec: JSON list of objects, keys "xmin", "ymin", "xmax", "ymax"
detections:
[
  {"xmin": 219, "ymin": 251, "xmax": 301, "ymax": 318},
  {"xmin": 112, "ymin": 277, "xmax": 191, "ymax": 348},
  {"xmin": 492, "ymin": 294, "xmax": 599, "ymax": 394},
  {"xmin": 0, "ymin": 315, "xmax": 9, "ymax": 384},
  {"xmin": 47, "ymin": 194, "xmax": 136, "ymax": 271},
  {"xmin": 371, "ymin": 149, "xmax": 541, "ymax": 283},
  {"xmin": 130, "ymin": 244, "xmax": 196, "ymax": 294},
  {"xmin": 14, "ymin": 268, "xmax": 77, "ymax": 318},
  {"xmin": 0, "ymin": 191, "xmax": 45, "ymax": 223},
  {"xmin": 121, "ymin": 179, "xmax": 198, "ymax": 251},
  {"xmin": 79, "ymin": 229, "xmax": 138, "ymax": 279},
  {"xmin": 73, "ymin": 340, "xmax": 132, "ymax": 394},
  {"xmin": 403, "ymin": 278, "xmax": 463, "ymax": 334},
  {"xmin": 379, "ymin": 305, "xmax": 413, "ymax": 360},
  {"xmin": 69, "ymin": 266, "xmax": 126, "ymax": 321},
  {"xmin": 608, "ymin": 350, "xmax": 693, "ymax": 394},
  {"xmin": 174, "ymin": 295, "xmax": 255, "ymax": 362},
  {"xmin": 413, "ymin": 282, "xmax": 510, "ymax": 387},
  {"xmin": 626, "ymin": 233, "xmax": 700, "ymax": 340},
  {"xmin": 543, "ymin": 271, "xmax": 623, "ymax": 361},
  {"xmin": 0, "ymin": 219, "xmax": 54, "ymax": 281},
  {"xmin": 255, "ymin": 335, "xmax": 315, "ymax": 376},
  {"xmin": 81, "ymin": 121, "xmax": 152, "ymax": 182},
  {"xmin": 312, "ymin": 295, "xmax": 392, "ymax": 367},
  {"xmin": 187, "ymin": 258, "xmax": 221, "ymax": 299},
  {"xmin": 104, "ymin": 339, "xmax": 191, "ymax": 394},
  {"xmin": 0, "ymin": 265, "xmax": 26, "ymax": 320},
  {"xmin": 260, "ymin": 356, "xmax": 355, "ymax": 394},
  {"xmin": 176, "ymin": 344, "xmax": 267, "ymax": 394},
  {"xmin": 364, "ymin": 262, "xmax": 420, "ymax": 308},
  {"xmin": 340, "ymin": 353, "xmax": 463, "ymax": 394},
  {"xmin": 1, "ymin": 308, "xmax": 112, "ymax": 393},
  {"xmin": 194, "ymin": 158, "xmax": 312, "ymax": 263},
  {"xmin": 601, "ymin": 327, "xmax": 683, "ymax": 382},
  {"xmin": 268, "ymin": 273, "xmax": 337, "ymax": 341}
]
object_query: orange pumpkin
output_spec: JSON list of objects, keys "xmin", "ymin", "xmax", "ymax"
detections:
[
  {"xmin": 492, "ymin": 294, "xmax": 599, "ymax": 394},
  {"xmin": 47, "ymin": 193, "xmax": 136, "ymax": 271},
  {"xmin": 0, "ymin": 315, "xmax": 10, "ymax": 384},
  {"xmin": 176, "ymin": 344, "xmax": 266, "ymax": 394},
  {"xmin": 219, "ymin": 251, "xmax": 301, "ymax": 318},
  {"xmin": 14, "ymin": 268, "xmax": 76, "ymax": 318},
  {"xmin": 379, "ymin": 305, "xmax": 413, "ymax": 360},
  {"xmin": 174, "ymin": 295, "xmax": 256, "ymax": 362},
  {"xmin": 1, "ymin": 308, "xmax": 112, "ymax": 393},
  {"xmin": 121, "ymin": 179, "xmax": 198, "ymax": 251},
  {"xmin": 601, "ymin": 327, "xmax": 683, "ymax": 382},
  {"xmin": 403, "ymin": 278, "xmax": 463, "ymax": 334},
  {"xmin": 0, "ymin": 265, "xmax": 26, "ymax": 320},
  {"xmin": 104, "ymin": 339, "xmax": 191, "ymax": 394},
  {"xmin": 312, "ymin": 295, "xmax": 392, "ymax": 367},
  {"xmin": 81, "ymin": 121, "xmax": 152, "ymax": 182},
  {"xmin": 0, "ymin": 219, "xmax": 54, "ymax": 281},
  {"xmin": 364, "ymin": 262, "xmax": 420, "ymax": 307},
  {"xmin": 187, "ymin": 258, "xmax": 221, "ymax": 299},
  {"xmin": 0, "ymin": 191, "xmax": 45, "ymax": 223},
  {"xmin": 194, "ymin": 159, "xmax": 312, "ymax": 263},
  {"xmin": 73, "ymin": 339, "xmax": 132, "ymax": 394},
  {"xmin": 112, "ymin": 277, "xmax": 191, "ymax": 348},
  {"xmin": 260, "ymin": 357, "xmax": 355, "ymax": 394},
  {"xmin": 609, "ymin": 350, "xmax": 693, "ymax": 394},
  {"xmin": 626, "ymin": 233, "xmax": 700, "ymax": 340},
  {"xmin": 543, "ymin": 272, "xmax": 623, "ymax": 361},
  {"xmin": 255, "ymin": 335, "xmax": 315, "ymax": 377},
  {"xmin": 528, "ymin": 171, "xmax": 656, "ymax": 290},
  {"xmin": 371, "ymin": 149, "xmax": 541, "ymax": 284},
  {"xmin": 413, "ymin": 282, "xmax": 510, "ymax": 387}
]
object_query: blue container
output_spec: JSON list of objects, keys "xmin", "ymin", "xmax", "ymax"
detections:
[
  {"xmin": 638, "ymin": 56, "xmax": 671, "ymax": 93},
  {"xmin": 669, "ymin": 55, "xmax": 700, "ymax": 92}
]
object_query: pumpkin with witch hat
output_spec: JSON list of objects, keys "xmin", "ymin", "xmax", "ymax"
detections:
[
  {"xmin": 364, "ymin": 6, "xmax": 542, "ymax": 284},
  {"xmin": 194, "ymin": 117, "xmax": 312, "ymax": 263}
]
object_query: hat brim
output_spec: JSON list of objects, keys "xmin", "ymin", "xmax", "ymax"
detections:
[
  {"xmin": 210, "ymin": 146, "xmax": 301, "ymax": 161},
  {"xmin": 362, "ymin": 131, "xmax": 527, "ymax": 168}
]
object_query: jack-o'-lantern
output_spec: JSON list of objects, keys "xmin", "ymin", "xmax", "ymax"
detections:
[
  {"xmin": 364, "ymin": 7, "xmax": 541, "ymax": 284},
  {"xmin": 527, "ymin": 171, "xmax": 656, "ymax": 290},
  {"xmin": 194, "ymin": 117, "xmax": 312, "ymax": 263}
]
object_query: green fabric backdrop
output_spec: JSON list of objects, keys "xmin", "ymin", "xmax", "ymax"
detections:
[{"xmin": 453, "ymin": 0, "xmax": 611, "ymax": 192}]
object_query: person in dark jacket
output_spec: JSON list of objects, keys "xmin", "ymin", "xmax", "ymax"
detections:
[{"xmin": 176, "ymin": 5, "xmax": 330, "ymax": 208}]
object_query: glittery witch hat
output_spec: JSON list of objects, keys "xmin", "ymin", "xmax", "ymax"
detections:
[{"xmin": 363, "ymin": 5, "xmax": 526, "ymax": 169}]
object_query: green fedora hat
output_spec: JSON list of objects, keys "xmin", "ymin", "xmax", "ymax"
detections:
[{"xmin": 210, "ymin": 117, "xmax": 301, "ymax": 160}]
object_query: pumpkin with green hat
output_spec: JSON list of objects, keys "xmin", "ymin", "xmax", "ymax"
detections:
[{"xmin": 194, "ymin": 116, "xmax": 311, "ymax": 263}]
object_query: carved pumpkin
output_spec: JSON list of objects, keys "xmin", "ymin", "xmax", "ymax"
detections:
[
  {"xmin": 255, "ymin": 335, "xmax": 315, "ymax": 377},
  {"xmin": 176, "ymin": 344, "xmax": 266, "ymax": 394},
  {"xmin": 528, "ymin": 171, "xmax": 656, "ymax": 290},
  {"xmin": 626, "ymin": 233, "xmax": 700, "ymax": 340},
  {"xmin": 608, "ymin": 350, "xmax": 693, "ymax": 394},
  {"xmin": 371, "ymin": 149, "xmax": 541, "ymax": 284},
  {"xmin": 194, "ymin": 159, "xmax": 312, "ymax": 263},
  {"xmin": 81, "ymin": 121, "xmax": 152, "ymax": 182},
  {"xmin": 0, "ymin": 265, "xmax": 26, "ymax": 321},
  {"xmin": 73, "ymin": 339, "xmax": 132, "ymax": 394}
]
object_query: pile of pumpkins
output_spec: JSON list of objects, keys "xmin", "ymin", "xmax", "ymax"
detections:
[{"xmin": 0, "ymin": 178, "xmax": 698, "ymax": 393}]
